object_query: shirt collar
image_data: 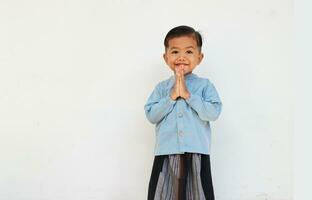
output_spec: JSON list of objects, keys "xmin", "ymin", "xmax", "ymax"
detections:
[
  {"xmin": 184, "ymin": 72, "xmax": 197, "ymax": 80},
  {"xmin": 169, "ymin": 72, "xmax": 197, "ymax": 86}
]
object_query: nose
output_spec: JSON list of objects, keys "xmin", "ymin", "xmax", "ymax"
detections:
[{"xmin": 177, "ymin": 54, "xmax": 186, "ymax": 61}]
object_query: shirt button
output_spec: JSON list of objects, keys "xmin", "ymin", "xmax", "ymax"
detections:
[
  {"xmin": 178, "ymin": 113, "xmax": 183, "ymax": 118},
  {"xmin": 178, "ymin": 131, "xmax": 183, "ymax": 136}
]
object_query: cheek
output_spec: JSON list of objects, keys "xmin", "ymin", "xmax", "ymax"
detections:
[
  {"xmin": 169, "ymin": 58, "xmax": 176, "ymax": 64},
  {"xmin": 194, "ymin": 57, "xmax": 201, "ymax": 64},
  {"xmin": 189, "ymin": 57, "xmax": 196, "ymax": 63}
]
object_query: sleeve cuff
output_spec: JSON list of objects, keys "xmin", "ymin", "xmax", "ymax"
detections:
[
  {"xmin": 166, "ymin": 95, "xmax": 176, "ymax": 105},
  {"xmin": 185, "ymin": 93, "xmax": 200, "ymax": 106}
]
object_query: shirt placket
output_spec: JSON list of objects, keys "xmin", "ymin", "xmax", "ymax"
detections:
[{"xmin": 176, "ymin": 100, "xmax": 185, "ymax": 152}]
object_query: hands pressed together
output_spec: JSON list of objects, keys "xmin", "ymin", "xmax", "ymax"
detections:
[{"xmin": 170, "ymin": 66, "xmax": 190, "ymax": 100}]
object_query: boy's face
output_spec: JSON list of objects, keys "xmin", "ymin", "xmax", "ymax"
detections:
[{"xmin": 163, "ymin": 36, "xmax": 203, "ymax": 75}]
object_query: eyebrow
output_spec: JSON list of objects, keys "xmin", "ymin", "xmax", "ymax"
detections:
[{"xmin": 169, "ymin": 46, "xmax": 195, "ymax": 50}]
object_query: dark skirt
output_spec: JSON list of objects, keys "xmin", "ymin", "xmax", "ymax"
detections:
[{"xmin": 147, "ymin": 153, "xmax": 214, "ymax": 200}]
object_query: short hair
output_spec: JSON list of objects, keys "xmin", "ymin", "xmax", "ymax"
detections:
[{"xmin": 164, "ymin": 25, "xmax": 203, "ymax": 51}]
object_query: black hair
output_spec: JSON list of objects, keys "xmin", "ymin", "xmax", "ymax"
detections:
[{"xmin": 164, "ymin": 25, "xmax": 203, "ymax": 51}]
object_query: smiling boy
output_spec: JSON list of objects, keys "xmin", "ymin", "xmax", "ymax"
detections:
[{"xmin": 145, "ymin": 25, "xmax": 222, "ymax": 200}]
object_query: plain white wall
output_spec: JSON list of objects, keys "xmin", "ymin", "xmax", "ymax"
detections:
[
  {"xmin": 0, "ymin": 0, "xmax": 294, "ymax": 199},
  {"xmin": 294, "ymin": 0, "xmax": 312, "ymax": 200}
]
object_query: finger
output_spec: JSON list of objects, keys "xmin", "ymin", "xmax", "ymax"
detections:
[
  {"xmin": 175, "ymin": 67, "xmax": 180, "ymax": 75},
  {"xmin": 181, "ymin": 71, "xmax": 184, "ymax": 80},
  {"xmin": 179, "ymin": 67, "xmax": 183, "ymax": 75},
  {"xmin": 177, "ymin": 75, "xmax": 181, "ymax": 95},
  {"xmin": 180, "ymin": 76, "xmax": 184, "ymax": 95},
  {"xmin": 175, "ymin": 67, "xmax": 179, "ymax": 73},
  {"xmin": 179, "ymin": 66, "xmax": 184, "ymax": 75},
  {"xmin": 180, "ymin": 73, "xmax": 184, "ymax": 83},
  {"xmin": 175, "ymin": 65, "xmax": 179, "ymax": 73},
  {"xmin": 178, "ymin": 74, "xmax": 182, "ymax": 83},
  {"xmin": 178, "ymin": 79, "xmax": 181, "ymax": 96}
]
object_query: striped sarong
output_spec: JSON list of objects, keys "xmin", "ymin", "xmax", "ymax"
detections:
[{"xmin": 148, "ymin": 153, "xmax": 214, "ymax": 200}]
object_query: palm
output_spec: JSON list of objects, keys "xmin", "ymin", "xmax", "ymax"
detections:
[{"xmin": 170, "ymin": 67, "xmax": 190, "ymax": 100}]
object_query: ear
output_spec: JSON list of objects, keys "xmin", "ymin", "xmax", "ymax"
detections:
[
  {"xmin": 198, "ymin": 53, "xmax": 204, "ymax": 64},
  {"xmin": 163, "ymin": 53, "xmax": 168, "ymax": 64}
]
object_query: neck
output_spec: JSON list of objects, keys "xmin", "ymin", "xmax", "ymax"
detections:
[{"xmin": 184, "ymin": 72, "xmax": 193, "ymax": 76}]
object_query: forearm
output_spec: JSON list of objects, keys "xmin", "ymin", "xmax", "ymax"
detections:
[
  {"xmin": 186, "ymin": 93, "xmax": 222, "ymax": 121},
  {"xmin": 145, "ymin": 96, "xmax": 176, "ymax": 124}
]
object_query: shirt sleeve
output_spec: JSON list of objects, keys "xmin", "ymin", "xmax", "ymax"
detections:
[
  {"xmin": 144, "ymin": 84, "xmax": 176, "ymax": 124},
  {"xmin": 185, "ymin": 80, "xmax": 222, "ymax": 121}
]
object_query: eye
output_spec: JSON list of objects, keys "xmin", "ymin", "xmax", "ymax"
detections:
[
  {"xmin": 186, "ymin": 50, "xmax": 193, "ymax": 54},
  {"xmin": 171, "ymin": 50, "xmax": 178, "ymax": 54}
]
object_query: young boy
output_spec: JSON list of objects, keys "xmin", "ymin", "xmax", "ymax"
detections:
[{"xmin": 145, "ymin": 25, "xmax": 222, "ymax": 200}]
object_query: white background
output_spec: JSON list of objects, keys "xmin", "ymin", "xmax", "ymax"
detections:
[{"xmin": 1, "ymin": 0, "xmax": 307, "ymax": 200}]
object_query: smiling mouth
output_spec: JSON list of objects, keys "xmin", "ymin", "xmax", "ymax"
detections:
[{"xmin": 175, "ymin": 64, "xmax": 188, "ymax": 67}]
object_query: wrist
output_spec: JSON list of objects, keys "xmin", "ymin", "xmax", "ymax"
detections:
[
  {"xmin": 185, "ymin": 92, "xmax": 190, "ymax": 99},
  {"xmin": 170, "ymin": 93, "xmax": 178, "ymax": 100},
  {"xmin": 181, "ymin": 92, "xmax": 190, "ymax": 100}
]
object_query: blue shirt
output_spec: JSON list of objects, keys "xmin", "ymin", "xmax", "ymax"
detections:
[{"xmin": 144, "ymin": 73, "xmax": 222, "ymax": 156}]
